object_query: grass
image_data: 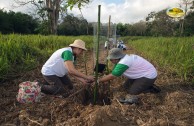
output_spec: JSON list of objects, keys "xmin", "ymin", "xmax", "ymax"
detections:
[
  {"xmin": 0, "ymin": 34, "xmax": 93, "ymax": 82},
  {"xmin": 122, "ymin": 36, "xmax": 194, "ymax": 82},
  {"xmin": 0, "ymin": 34, "xmax": 193, "ymax": 83}
]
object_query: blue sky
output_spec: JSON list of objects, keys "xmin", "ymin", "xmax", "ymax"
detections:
[
  {"xmin": 104, "ymin": 0, "xmax": 125, "ymax": 4},
  {"xmin": 0, "ymin": 0, "xmax": 181, "ymax": 23}
]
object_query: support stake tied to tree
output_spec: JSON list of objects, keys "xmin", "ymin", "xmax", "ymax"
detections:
[{"xmin": 93, "ymin": 5, "xmax": 101, "ymax": 104}]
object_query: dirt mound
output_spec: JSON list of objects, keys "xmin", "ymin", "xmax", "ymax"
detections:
[{"xmin": 63, "ymin": 105, "xmax": 135, "ymax": 126}]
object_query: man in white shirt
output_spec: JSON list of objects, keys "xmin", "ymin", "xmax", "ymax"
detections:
[
  {"xmin": 98, "ymin": 48, "xmax": 160, "ymax": 104},
  {"xmin": 41, "ymin": 39, "xmax": 94, "ymax": 97}
]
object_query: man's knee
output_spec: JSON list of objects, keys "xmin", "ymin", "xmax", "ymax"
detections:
[
  {"xmin": 128, "ymin": 89, "xmax": 142, "ymax": 95},
  {"xmin": 123, "ymin": 79, "xmax": 133, "ymax": 89},
  {"xmin": 128, "ymin": 85, "xmax": 147, "ymax": 95},
  {"xmin": 41, "ymin": 84, "xmax": 64, "ymax": 95}
]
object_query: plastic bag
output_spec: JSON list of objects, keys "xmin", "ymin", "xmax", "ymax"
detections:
[{"xmin": 16, "ymin": 81, "xmax": 41, "ymax": 103}]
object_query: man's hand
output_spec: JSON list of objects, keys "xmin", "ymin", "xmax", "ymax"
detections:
[
  {"xmin": 86, "ymin": 79, "xmax": 94, "ymax": 83},
  {"xmin": 78, "ymin": 78, "xmax": 94, "ymax": 85},
  {"xmin": 86, "ymin": 75, "xmax": 95, "ymax": 82}
]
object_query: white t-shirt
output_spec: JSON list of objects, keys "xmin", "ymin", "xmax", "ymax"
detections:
[
  {"xmin": 112, "ymin": 54, "xmax": 157, "ymax": 79},
  {"xmin": 41, "ymin": 47, "xmax": 73, "ymax": 77}
]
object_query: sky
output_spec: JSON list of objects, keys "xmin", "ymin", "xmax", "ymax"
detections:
[{"xmin": 0, "ymin": 0, "xmax": 181, "ymax": 24}]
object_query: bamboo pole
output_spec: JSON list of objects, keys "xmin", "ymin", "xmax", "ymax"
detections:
[
  {"xmin": 107, "ymin": 15, "xmax": 111, "ymax": 94},
  {"xmin": 93, "ymin": 5, "xmax": 101, "ymax": 104},
  {"xmin": 106, "ymin": 15, "xmax": 111, "ymax": 74},
  {"xmin": 83, "ymin": 52, "xmax": 87, "ymax": 75}
]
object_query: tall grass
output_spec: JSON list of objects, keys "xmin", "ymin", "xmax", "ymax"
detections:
[
  {"xmin": 0, "ymin": 34, "xmax": 93, "ymax": 82},
  {"xmin": 124, "ymin": 36, "xmax": 194, "ymax": 81}
]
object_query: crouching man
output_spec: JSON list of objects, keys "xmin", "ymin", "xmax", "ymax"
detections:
[
  {"xmin": 41, "ymin": 39, "xmax": 94, "ymax": 97},
  {"xmin": 98, "ymin": 48, "xmax": 160, "ymax": 104}
]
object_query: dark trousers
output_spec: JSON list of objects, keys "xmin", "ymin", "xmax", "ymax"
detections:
[
  {"xmin": 123, "ymin": 77, "xmax": 156, "ymax": 95},
  {"xmin": 41, "ymin": 75, "xmax": 73, "ymax": 95}
]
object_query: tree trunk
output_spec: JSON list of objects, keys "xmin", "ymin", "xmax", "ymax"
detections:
[
  {"xmin": 180, "ymin": 2, "xmax": 188, "ymax": 36},
  {"xmin": 46, "ymin": 0, "xmax": 60, "ymax": 34}
]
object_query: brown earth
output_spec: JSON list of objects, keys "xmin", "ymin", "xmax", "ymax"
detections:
[{"xmin": 0, "ymin": 47, "xmax": 194, "ymax": 126}]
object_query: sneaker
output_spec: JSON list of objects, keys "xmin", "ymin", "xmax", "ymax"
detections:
[{"xmin": 119, "ymin": 95, "xmax": 138, "ymax": 104}]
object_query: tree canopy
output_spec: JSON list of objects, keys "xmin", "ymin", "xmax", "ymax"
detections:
[
  {"xmin": 0, "ymin": 9, "xmax": 38, "ymax": 34},
  {"xmin": 0, "ymin": 1, "xmax": 194, "ymax": 37}
]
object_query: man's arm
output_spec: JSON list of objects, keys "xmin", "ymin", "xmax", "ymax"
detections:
[
  {"xmin": 71, "ymin": 75, "xmax": 91, "ymax": 85},
  {"xmin": 64, "ymin": 60, "xmax": 94, "ymax": 81},
  {"xmin": 98, "ymin": 74, "xmax": 116, "ymax": 83}
]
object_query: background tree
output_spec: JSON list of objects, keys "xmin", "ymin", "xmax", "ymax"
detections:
[
  {"xmin": 0, "ymin": 9, "xmax": 12, "ymax": 34},
  {"xmin": 58, "ymin": 14, "xmax": 78, "ymax": 35},
  {"xmin": 146, "ymin": 10, "xmax": 178, "ymax": 36},
  {"xmin": 116, "ymin": 23, "xmax": 128, "ymax": 36},
  {"xmin": 57, "ymin": 14, "xmax": 93, "ymax": 35},
  {"xmin": 0, "ymin": 9, "xmax": 38, "ymax": 34},
  {"xmin": 13, "ymin": 0, "xmax": 91, "ymax": 35},
  {"xmin": 132, "ymin": 20, "xmax": 147, "ymax": 36},
  {"xmin": 184, "ymin": 11, "xmax": 194, "ymax": 35},
  {"xmin": 12, "ymin": 12, "xmax": 38, "ymax": 34},
  {"xmin": 178, "ymin": 0, "xmax": 194, "ymax": 36}
]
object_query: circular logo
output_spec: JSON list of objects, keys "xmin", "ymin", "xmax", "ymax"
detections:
[{"xmin": 166, "ymin": 7, "xmax": 185, "ymax": 18}]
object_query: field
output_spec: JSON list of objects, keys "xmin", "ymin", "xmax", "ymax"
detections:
[{"xmin": 0, "ymin": 35, "xmax": 194, "ymax": 126}]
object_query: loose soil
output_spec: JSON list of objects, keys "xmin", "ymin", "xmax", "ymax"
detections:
[{"xmin": 0, "ymin": 47, "xmax": 193, "ymax": 126}]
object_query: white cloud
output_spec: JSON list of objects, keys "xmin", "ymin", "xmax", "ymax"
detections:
[
  {"xmin": 70, "ymin": 0, "xmax": 181, "ymax": 23},
  {"xmin": 0, "ymin": 0, "xmax": 181, "ymax": 23},
  {"xmin": 0, "ymin": 0, "xmax": 33, "ymax": 13}
]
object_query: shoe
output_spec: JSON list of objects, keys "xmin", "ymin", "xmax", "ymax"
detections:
[{"xmin": 119, "ymin": 95, "xmax": 138, "ymax": 104}]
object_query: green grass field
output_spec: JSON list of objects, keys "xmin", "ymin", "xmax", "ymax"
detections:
[
  {"xmin": 0, "ymin": 34, "xmax": 193, "ymax": 83},
  {"xmin": 122, "ymin": 36, "xmax": 194, "ymax": 82}
]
